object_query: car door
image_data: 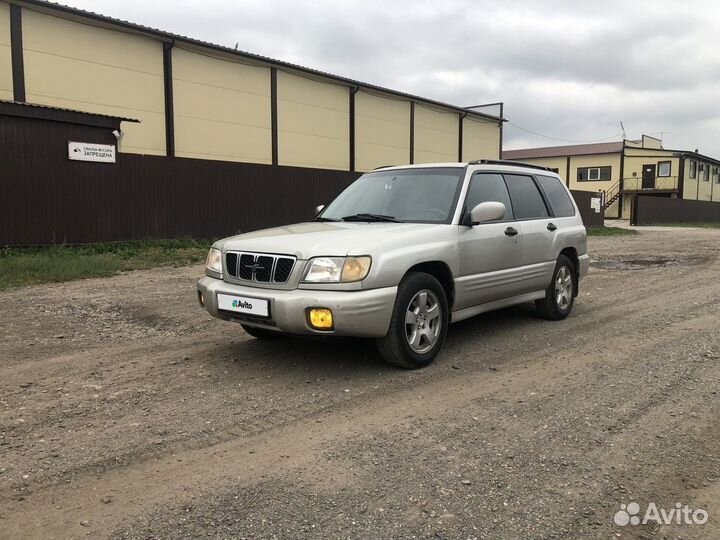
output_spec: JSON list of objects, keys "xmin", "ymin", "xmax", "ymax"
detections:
[
  {"xmin": 503, "ymin": 174, "xmax": 556, "ymax": 293},
  {"xmin": 456, "ymin": 172, "xmax": 524, "ymax": 309}
]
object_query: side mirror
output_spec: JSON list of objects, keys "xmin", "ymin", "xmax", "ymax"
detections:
[
  {"xmin": 315, "ymin": 204, "xmax": 325, "ymax": 216},
  {"xmin": 470, "ymin": 201, "xmax": 506, "ymax": 224}
]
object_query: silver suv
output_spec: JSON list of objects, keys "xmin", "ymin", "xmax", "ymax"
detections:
[{"xmin": 197, "ymin": 160, "xmax": 589, "ymax": 369}]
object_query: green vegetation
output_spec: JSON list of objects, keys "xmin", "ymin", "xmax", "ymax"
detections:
[
  {"xmin": 646, "ymin": 222, "xmax": 720, "ymax": 229},
  {"xmin": 0, "ymin": 239, "xmax": 211, "ymax": 290},
  {"xmin": 586, "ymin": 226, "xmax": 639, "ymax": 236}
]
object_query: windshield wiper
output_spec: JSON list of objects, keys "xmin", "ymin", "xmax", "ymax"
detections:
[{"xmin": 341, "ymin": 213, "xmax": 402, "ymax": 223}]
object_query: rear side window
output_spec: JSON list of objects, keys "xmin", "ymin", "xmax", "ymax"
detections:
[
  {"xmin": 503, "ymin": 174, "xmax": 549, "ymax": 219},
  {"xmin": 465, "ymin": 173, "xmax": 513, "ymax": 220},
  {"xmin": 536, "ymin": 175, "xmax": 575, "ymax": 217}
]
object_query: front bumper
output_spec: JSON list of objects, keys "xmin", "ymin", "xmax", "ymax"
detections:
[{"xmin": 197, "ymin": 277, "xmax": 397, "ymax": 337}]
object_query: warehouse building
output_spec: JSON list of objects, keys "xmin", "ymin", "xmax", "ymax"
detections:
[
  {"xmin": 503, "ymin": 135, "xmax": 720, "ymax": 219},
  {"xmin": 0, "ymin": 0, "xmax": 502, "ymax": 167},
  {"xmin": 0, "ymin": 0, "xmax": 504, "ymax": 245}
]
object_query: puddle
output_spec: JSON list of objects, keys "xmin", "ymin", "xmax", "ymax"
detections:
[{"xmin": 591, "ymin": 256, "xmax": 706, "ymax": 270}]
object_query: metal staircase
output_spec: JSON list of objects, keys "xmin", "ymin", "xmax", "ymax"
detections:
[{"xmin": 602, "ymin": 180, "xmax": 622, "ymax": 210}]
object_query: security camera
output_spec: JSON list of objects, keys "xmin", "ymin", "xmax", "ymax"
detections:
[{"xmin": 112, "ymin": 129, "xmax": 121, "ymax": 138}]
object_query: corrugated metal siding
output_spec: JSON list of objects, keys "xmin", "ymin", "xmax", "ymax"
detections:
[
  {"xmin": 569, "ymin": 190, "xmax": 604, "ymax": 227},
  {"xmin": 632, "ymin": 195, "xmax": 720, "ymax": 225},
  {"xmin": 0, "ymin": 114, "xmax": 358, "ymax": 245}
]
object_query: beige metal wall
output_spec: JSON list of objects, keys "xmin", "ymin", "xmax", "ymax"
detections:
[
  {"xmin": 21, "ymin": 8, "xmax": 166, "ymax": 155},
  {"xmin": 623, "ymin": 148, "xmax": 679, "ymax": 191},
  {"xmin": 354, "ymin": 91, "xmax": 410, "ymax": 172},
  {"xmin": 0, "ymin": 2, "xmax": 12, "ymax": 101},
  {"xmin": 697, "ymin": 162, "xmax": 713, "ymax": 201},
  {"xmin": 277, "ymin": 70, "xmax": 349, "ymax": 170},
  {"xmin": 682, "ymin": 158, "xmax": 719, "ymax": 202},
  {"xmin": 172, "ymin": 47, "xmax": 271, "ymax": 163},
  {"xmin": 11, "ymin": 4, "xmax": 502, "ymax": 169},
  {"xmin": 413, "ymin": 104, "xmax": 458, "ymax": 164},
  {"xmin": 682, "ymin": 158, "xmax": 698, "ymax": 200},
  {"xmin": 567, "ymin": 154, "xmax": 621, "ymax": 192},
  {"xmin": 462, "ymin": 117, "xmax": 500, "ymax": 161}
]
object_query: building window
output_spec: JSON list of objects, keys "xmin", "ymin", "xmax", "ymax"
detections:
[
  {"xmin": 712, "ymin": 166, "xmax": 719, "ymax": 183},
  {"xmin": 689, "ymin": 160, "xmax": 697, "ymax": 178},
  {"xmin": 658, "ymin": 161, "xmax": 671, "ymax": 177},
  {"xmin": 577, "ymin": 166, "xmax": 611, "ymax": 181},
  {"xmin": 700, "ymin": 163, "xmax": 709, "ymax": 182}
]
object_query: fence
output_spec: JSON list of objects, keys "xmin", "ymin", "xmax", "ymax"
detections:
[
  {"xmin": 570, "ymin": 190, "xmax": 604, "ymax": 228},
  {"xmin": 1, "ymin": 153, "xmax": 358, "ymax": 246},
  {"xmin": 1, "ymin": 103, "xmax": 605, "ymax": 245},
  {"xmin": 631, "ymin": 196, "xmax": 720, "ymax": 225}
]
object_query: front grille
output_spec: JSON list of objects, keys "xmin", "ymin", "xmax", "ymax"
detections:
[
  {"xmin": 225, "ymin": 252, "xmax": 296, "ymax": 284},
  {"xmin": 274, "ymin": 257, "xmax": 295, "ymax": 283}
]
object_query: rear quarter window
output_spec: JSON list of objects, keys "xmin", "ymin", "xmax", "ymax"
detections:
[{"xmin": 536, "ymin": 175, "xmax": 576, "ymax": 218}]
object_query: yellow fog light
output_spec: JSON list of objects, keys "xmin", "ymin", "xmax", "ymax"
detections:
[
  {"xmin": 198, "ymin": 291, "xmax": 205, "ymax": 307},
  {"xmin": 308, "ymin": 308, "xmax": 334, "ymax": 330}
]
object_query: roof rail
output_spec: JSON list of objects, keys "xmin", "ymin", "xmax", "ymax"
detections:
[
  {"xmin": 467, "ymin": 159, "xmax": 553, "ymax": 172},
  {"xmin": 372, "ymin": 164, "xmax": 397, "ymax": 170}
]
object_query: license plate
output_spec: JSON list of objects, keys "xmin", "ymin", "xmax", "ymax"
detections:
[{"xmin": 217, "ymin": 293, "xmax": 269, "ymax": 318}]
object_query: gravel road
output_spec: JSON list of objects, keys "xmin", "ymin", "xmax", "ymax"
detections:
[{"xmin": 1, "ymin": 227, "xmax": 719, "ymax": 540}]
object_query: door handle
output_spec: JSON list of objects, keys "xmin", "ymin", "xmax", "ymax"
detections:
[
  {"xmin": 547, "ymin": 222, "xmax": 557, "ymax": 231},
  {"xmin": 504, "ymin": 227, "xmax": 518, "ymax": 237}
]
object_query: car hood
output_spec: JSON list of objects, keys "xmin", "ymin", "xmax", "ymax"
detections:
[{"xmin": 219, "ymin": 221, "xmax": 452, "ymax": 259}]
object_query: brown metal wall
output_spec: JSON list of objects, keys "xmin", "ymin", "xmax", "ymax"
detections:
[
  {"xmin": 631, "ymin": 195, "xmax": 720, "ymax": 225},
  {"xmin": 0, "ymin": 114, "xmax": 358, "ymax": 245},
  {"xmin": 569, "ymin": 190, "xmax": 604, "ymax": 228},
  {"xmin": 2, "ymin": 111, "xmax": 605, "ymax": 245}
]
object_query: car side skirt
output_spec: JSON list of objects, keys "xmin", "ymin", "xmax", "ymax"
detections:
[{"xmin": 451, "ymin": 290, "xmax": 546, "ymax": 324}]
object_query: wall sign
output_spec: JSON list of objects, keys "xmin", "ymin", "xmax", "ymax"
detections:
[
  {"xmin": 590, "ymin": 197, "xmax": 602, "ymax": 213},
  {"xmin": 68, "ymin": 141, "xmax": 116, "ymax": 163}
]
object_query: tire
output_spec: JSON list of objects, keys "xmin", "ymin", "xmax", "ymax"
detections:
[
  {"xmin": 241, "ymin": 324, "xmax": 279, "ymax": 339},
  {"xmin": 535, "ymin": 254, "xmax": 575, "ymax": 320},
  {"xmin": 376, "ymin": 272, "xmax": 449, "ymax": 369}
]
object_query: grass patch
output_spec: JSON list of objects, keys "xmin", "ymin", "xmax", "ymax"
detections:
[
  {"xmin": 644, "ymin": 222, "xmax": 720, "ymax": 229},
  {"xmin": 0, "ymin": 238, "xmax": 211, "ymax": 290},
  {"xmin": 586, "ymin": 226, "xmax": 639, "ymax": 236}
]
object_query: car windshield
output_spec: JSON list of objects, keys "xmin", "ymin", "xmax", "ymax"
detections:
[{"xmin": 319, "ymin": 167, "xmax": 465, "ymax": 223}]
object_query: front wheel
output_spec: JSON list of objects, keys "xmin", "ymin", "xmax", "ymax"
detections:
[
  {"xmin": 535, "ymin": 254, "xmax": 575, "ymax": 320},
  {"xmin": 376, "ymin": 272, "xmax": 449, "ymax": 369}
]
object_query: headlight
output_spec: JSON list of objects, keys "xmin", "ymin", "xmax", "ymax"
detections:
[
  {"xmin": 206, "ymin": 247, "xmax": 222, "ymax": 274},
  {"xmin": 302, "ymin": 256, "xmax": 371, "ymax": 283}
]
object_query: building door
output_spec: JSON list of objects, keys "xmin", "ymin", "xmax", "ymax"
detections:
[{"xmin": 642, "ymin": 164, "xmax": 656, "ymax": 189}]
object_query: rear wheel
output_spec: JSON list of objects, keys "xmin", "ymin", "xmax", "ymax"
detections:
[
  {"xmin": 376, "ymin": 272, "xmax": 449, "ymax": 369},
  {"xmin": 241, "ymin": 324, "xmax": 279, "ymax": 339},
  {"xmin": 535, "ymin": 254, "xmax": 575, "ymax": 320}
]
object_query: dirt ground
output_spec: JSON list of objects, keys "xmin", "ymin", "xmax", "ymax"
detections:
[{"xmin": 1, "ymin": 227, "xmax": 719, "ymax": 540}]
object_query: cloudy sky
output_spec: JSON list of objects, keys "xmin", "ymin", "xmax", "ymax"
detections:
[{"xmin": 65, "ymin": 0, "xmax": 720, "ymax": 155}]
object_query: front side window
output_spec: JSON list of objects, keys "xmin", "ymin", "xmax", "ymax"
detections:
[
  {"xmin": 689, "ymin": 160, "xmax": 697, "ymax": 178},
  {"xmin": 504, "ymin": 174, "xmax": 549, "ymax": 219},
  {"xmin": 578, "ymin": 166, "xmax": 612, "ymax": 181},
  {"xmin": 319, "ymin": 167, "xmax": 464, "ymax": 223},
  {"xmin": 536, "ymin": 175, "xmax": 575, "ymax": 217},
  {"xmin": 658, "ymin": 161, "xmax": 671, "ymax": 177},
  {"xmin": 465, "ymin": 173, "xmax": 513, "ymax": 221}
]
